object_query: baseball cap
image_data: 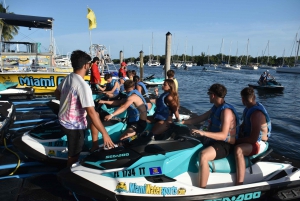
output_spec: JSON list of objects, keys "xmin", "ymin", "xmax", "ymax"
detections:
[{"xmin": 121, "ymin": 62, "xmax": 127, "ymax": 66}]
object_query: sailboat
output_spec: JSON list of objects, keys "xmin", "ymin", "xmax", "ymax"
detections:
[
  {"xmin": 241, "ymin": 39, "xmax": 258, "ymax": 70},
  {"xmin": 221, "ymin": 41, "xmax": 240, "ymax": 70},
  {"xmin": 146, "ymin": 33, "xmax": 161, "ymax": 67},
  {"xmin": 258, "ymin": 41, "xmax": 277, "ymax": 70},
  {"xmin": 276, "ymin": 33, "xmax": 300, "ymax": 74},
  {"xmin": 182, "ymin": 39, "xmax": 193, "ymax": 69}
]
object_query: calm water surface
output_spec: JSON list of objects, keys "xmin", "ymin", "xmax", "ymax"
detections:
[{"xmin": 128, "ymin": 65, "xmax": 300, "ymax": 161}]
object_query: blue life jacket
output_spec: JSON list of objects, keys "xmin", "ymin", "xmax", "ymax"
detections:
[
  {"xmin": 106, "ymin": 79, "xmax": 119, "ymax": 95},
  {"xmin": 136, "ymin": 81, "xmax": 149, "ymax": 98},
  {"xmin": 126, "ymin": 89, "xmax": 148, "ymax": 122},
  {"xmin": 154, "ymin": 92, "xmax": 170, "ymax": 120},
  {"xmin": 241, "ymin": 102, "xmax": 271, "ymax": 142},
  {"xmin": 210, "ymin": 103, "xmax": 240, "ymax": 142}
]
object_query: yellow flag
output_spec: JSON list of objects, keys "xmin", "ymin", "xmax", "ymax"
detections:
[{"xmin": 87, "ymin": 8, "xmax": 97, "ymax": 30}]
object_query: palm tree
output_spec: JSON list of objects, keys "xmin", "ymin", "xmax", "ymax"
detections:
[{"xmin": 0, "ymin": 2, "xmax": 19, "ymax": 41}]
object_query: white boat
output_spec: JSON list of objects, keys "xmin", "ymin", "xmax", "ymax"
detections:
[
  {"xmin": 221, "ymin": 64, "xmax": 241, "ymax": 70},
  {"xmin": 54, "ymin": 53, "xmax": 71, "ymax": 67},
  {"xmin": 241, "ymin": 39, "xmax": 258, "ymax": 70},
  {"xmin": 258, "ymin": 64, "xmax": 277, "ymax": 70},
  {"xmin": 135, "ymin": 61, "xmax": 144, "ymax": 67},
  {"xmin": 276, "ymin": 64, "xmax": 300, "ymax": 74},
  {"xmin": 241, "ymin": 65, "xmax": 258, "ymax": 70},
  {"xmin": 276, "ymin": 34, "xmax": 300, "ymax": 74},
  {"xmin": 171, "ymin": 61, "xmax": 183, "ymax": 69},
  {"xmin": 146, "ymin": 60, "xmax": 160, "ymax": 67}
]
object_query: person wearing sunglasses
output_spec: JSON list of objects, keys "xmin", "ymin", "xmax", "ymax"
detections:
[
  {"xmin": 90, "ymin": 57, "xmax": 101, "ymax": 91},
  {"xmin": 182, "ymin": 83, "xmax": 239, "ymax": 188},
  {"xmin": 55, "ymin": 50, "xmax": 114, "ymax": 167}
]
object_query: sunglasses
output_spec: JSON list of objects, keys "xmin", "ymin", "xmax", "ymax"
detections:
[{"xmin": 207, "ymin": 91, "xmax": 213, "ymax": 95}]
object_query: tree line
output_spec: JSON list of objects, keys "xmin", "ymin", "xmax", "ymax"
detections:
[{"xmin": 114, "ymin": 53, "xmax": 297, "ymax": 67}]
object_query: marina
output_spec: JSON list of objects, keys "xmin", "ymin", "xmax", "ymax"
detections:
[{"xmin": 0, "ymin": 1, "xmax": 300, "ymax": 200}]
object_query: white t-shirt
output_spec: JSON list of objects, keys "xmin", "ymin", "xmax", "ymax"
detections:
[{"xmin": 57, "ymin": 73, "xmax": 94, "ymax": 129}]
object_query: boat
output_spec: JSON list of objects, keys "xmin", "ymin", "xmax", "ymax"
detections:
[
  {"xmin": 146, "ymin": 33, "xmax": 161, "ymax": 67},
  {"xmin": 258, "ymin": 41, "xmax": 277, "ymax": 70},
  {"xmin": 57, "ymin": 130, "xmax": 300, "ymax": 201},
  {"xmin": 0, "ymin": 82, "xmax": 34, "ymax": 100},
  {"xmin": 222, "ymin": 42, "xmax": 241, "ymax": 70},
  {"xmin": 0, "ymin": 14, "xmax": 113, "ymax": 94},
  {"xmin": 276, "ymin": 34, "xmax": 300, "ymax": 74},
  {"xmin": 0, "ymin": 13, "xmax": 97, "ymax": 94},
  {"xmin": 248, "ymin": 78, "xmax": 284, "ymax": 92},
  {"xmin": 240, "ymin": 39, "xmax": 258, "ymax": 70}
]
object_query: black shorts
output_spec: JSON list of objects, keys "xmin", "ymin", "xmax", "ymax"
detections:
[
  {"xmin": 209, "ymin": 140, "xmax": 233, "ymax": 160},
  {"xmin": 61, "ymin": 126, "xmax": 85, "ymax": 157},
  {"xmin": 144, "ymin": 97, "xmax": 151, "ymax": 103},
  {"xmin": 127, "ymin": 119, "xmax": 147, "ymax": 134}
]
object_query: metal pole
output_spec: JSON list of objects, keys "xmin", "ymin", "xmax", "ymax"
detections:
[
  {"xmin": 120, "ymin": 50, "xmax": 123, "ymax": 64},
  {"xmin": 140, "ymin": 50, "xmax": 144, "ymax": 79},
  {"xmin": 165, "ymin": 32, "xmax": 172, "ymax": 79}
]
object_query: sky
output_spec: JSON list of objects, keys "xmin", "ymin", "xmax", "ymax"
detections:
[{"xmin": 3, "ymin": 0, "xmax": 300, "ymax": 59}]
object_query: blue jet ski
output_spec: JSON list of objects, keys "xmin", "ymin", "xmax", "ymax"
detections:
[
  {"xmin": 249, "ymin": 78, "xmax": 284, "ymax": 93},
  {"xmin": 57, "ymin": 126, "xmax": 300, "ymax": 201}
]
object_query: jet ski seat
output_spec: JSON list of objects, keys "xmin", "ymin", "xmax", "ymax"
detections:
[{"xmin": 207, "ymin": 142, "xmax": 270, "ymax": 173}]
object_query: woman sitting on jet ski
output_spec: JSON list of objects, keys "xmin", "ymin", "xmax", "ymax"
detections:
[{"xmin": 147, "ymin": 79, "xmax": 180, "ymax": 140}]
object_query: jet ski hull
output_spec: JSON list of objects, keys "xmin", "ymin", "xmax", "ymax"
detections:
[
  {"xmin": 58, "ymin": 165, "xmax": 300, "ymax": 201},
  {"xmin": 248, "ymin": 84, "xmax": 284, "ymax": 92},
  {"xmin": 57, "ymin": 137, "xmax": 300, "ymax": 201}
]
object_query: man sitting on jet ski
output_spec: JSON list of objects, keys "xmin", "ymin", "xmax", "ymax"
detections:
[
  {"xmin": 258, "ymin": 71, "xmax": 267, "ymax": 85},
  {"xmin": 55, "ymin": 50, "xmax": 115, "ymax": 167},
  {"xmin": 235, "ymin": 87, "xmax": 271, "ymax": 185},
  {"xmin": 181, "ymin": 83, "xmax": 239, "ymax": 188},
  {"xmin": 99, "ymin": 73, "xmax": 120, "ymax": 98},
  {"xmin": 133, "ymin": 75, "xmax": 153, "ymax": 111},
  {"xmin": 99, "ymin": 80, "xmax": 148, "ymax": 143}
]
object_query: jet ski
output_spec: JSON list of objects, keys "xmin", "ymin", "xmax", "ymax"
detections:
[
  {"xmin": 249, "ymin": 78, "xmax": 284, "ymax": 93},
  {"xmin": 0, "ymin": 82, "xmax": 34, "ymax": 100},
  {"xmin": 58, "ymin": 130, "xmax": 300, "ymax": 201},
  {"xmin": 142, "ymin": 74, "xmax": 164, "ymax": 87},
  {"xmin": 12, "ymin": 100, "xmax": 130, "ymax": 164}
]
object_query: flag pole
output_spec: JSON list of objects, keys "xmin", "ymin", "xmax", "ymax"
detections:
[{"xmin": 89, "ymin": 30, "xmax": 92, "ymax": 56}]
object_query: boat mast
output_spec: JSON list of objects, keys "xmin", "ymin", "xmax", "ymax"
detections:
[
  {"xmin": 207, "ymin": 46, "xmax": 210, "ymax": 64},
  {"xmin": 228, "ymin": 41, "xmax": 232, "ymax": 64},
  {"xmin": 295, "ymin": 33, "xmax": 300, "ymax": 66},
  {"xmin": 246, "ymin": 38, "xmax": 249, "ymax": 65},
  {"xmin": 282, "ymin": 48, "xmax": 285, "ymax": 66},
  {"xmin": 267, "ymin": 40, "xmax": 270, "ymax": 64},
  {"xmin": 235, "ymin": 42, "xmax": 239, "ymax": 64},
  {"xmin": 220, "ymin": 38, "xmax": 224, "ymax": 62}
]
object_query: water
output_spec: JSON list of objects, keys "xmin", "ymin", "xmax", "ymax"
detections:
[{"xmin": 128, "ymin": 65, "xmax": 300, "ymax": 161}]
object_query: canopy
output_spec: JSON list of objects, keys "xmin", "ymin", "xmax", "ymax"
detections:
[{"xmin": 0, "ymin": 13, "xmax": 53, "ymax": 29}]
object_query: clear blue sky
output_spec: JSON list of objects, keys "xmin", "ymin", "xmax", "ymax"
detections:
[{"xmin": 4, "ymin": 0, "xmax": 300, "ymax": 59}]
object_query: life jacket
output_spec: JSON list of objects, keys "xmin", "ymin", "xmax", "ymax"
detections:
[
  {"xmin": 106, "ymin": 79, "xmax": 119, "ymax": 95},
  {"xmin": 136, "ymin": 81, "xmax": 149, "ymax": 98},
  {"xmin": 241, "ymin": 102, "xmax": 271, "ymax": 142},
  {"xmin": 154, "ymin": 92, "xmax": 170, "ymax": 120},
  {"xmin": 210, "ymin": 102, "xmax": 240, "ymax": 142},
  {"xmin": 126, "ymin": 89, "xmax": 148, "ymax": 122},
  {"xmin": 259, "ymin": 73, "xmax": 266, "ymax": 82}
]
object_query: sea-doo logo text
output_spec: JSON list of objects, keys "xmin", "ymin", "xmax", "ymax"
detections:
[
  {"xmin": 204, "ymin": 191, "xmax": 261, "ymax": 201},
  {"xmin": 106, "ymin": 153, "xmax": 129, "ymax": 159}
]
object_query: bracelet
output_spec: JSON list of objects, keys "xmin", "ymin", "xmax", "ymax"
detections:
[{"xmin": 110, "ymin": 113, "xmax": 114, "ymax": 118}]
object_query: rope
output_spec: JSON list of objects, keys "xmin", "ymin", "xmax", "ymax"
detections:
[{"xmin": 4, "ymin": 138, "xmax": 21, "ymax": 175}]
